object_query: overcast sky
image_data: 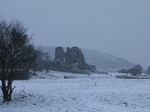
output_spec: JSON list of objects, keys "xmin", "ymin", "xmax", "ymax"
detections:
[{"xmin": 0, "ymin": 0, "xmax": 150, "ymax": 69}]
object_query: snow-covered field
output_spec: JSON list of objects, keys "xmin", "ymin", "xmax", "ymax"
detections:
[{"xmin": 0, "ymin": 71, "xmax": 150, "ymax": 112}]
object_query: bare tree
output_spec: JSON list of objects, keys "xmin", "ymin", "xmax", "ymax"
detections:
[{"xmin": 0, "ymin": 18, "xmax": 36, "ymax": 102}]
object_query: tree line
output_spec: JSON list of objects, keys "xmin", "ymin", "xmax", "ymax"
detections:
[{"xmin": 119, "ymin": 64, "xmax": 150, "ymax": 76}]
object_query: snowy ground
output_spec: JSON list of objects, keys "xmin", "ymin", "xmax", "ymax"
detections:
[{"xmin": 0, "ymin": 71, "xmax": 150, "ymax": 112}]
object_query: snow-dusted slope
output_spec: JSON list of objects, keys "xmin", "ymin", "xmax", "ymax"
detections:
[
  {"xmin": 82, "ymin": 49, "xmax": 134, "ymax": 71},
  {"xmin": 36, "ymin": 46, "xmax": 134, "ymax": 71},
  {"xmin": 0, "ymin": 71, "xmax": 150, "ymax": 112}
]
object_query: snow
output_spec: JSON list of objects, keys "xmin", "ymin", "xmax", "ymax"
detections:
[{"xmin": 0, "ymin": 71, "xmax": 150, "ymax": 112}]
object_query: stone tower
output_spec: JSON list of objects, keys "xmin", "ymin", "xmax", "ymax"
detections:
[{"xmin": 54, "ymin": 46, "xmax": 96, "ymax": 73}]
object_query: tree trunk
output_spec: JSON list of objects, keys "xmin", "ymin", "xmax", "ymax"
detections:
[
  {"xmin": 1, "ymin": 79, "xmax": 8, "ymax": 102},
  {"xmin": 46, "ymin": 69, "xmax": 48, "ymax": 74},
  {"xmin": 1, "ymin": 78, "xmax": 15, "ymax": 102}
]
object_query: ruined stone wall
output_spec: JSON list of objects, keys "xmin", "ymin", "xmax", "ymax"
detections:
[{"xmin": 54, "ymin": 46, "xmax": 96, "ymax": 73}]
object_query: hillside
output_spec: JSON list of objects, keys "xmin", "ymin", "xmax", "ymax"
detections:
[
  {"xmin": 36, "ymin": 46, "xmax": 134, "ymax": 71},
  {"xmin": 82, "ymin": 49, "xmax": 134, "ymax": 71}
]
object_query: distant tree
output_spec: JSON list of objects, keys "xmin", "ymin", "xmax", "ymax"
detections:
[
  {"xmin": 119, "ymin": 69, "xmax": 128, "ymax": 73},
  {"xmin": 31, "ymin": 50, "xmax": 51, "ymax": 74},
  {"xmin": 147, "ymin": 66, "xmax": 150, "ymax": 75},
  {"xmin": 30, "ymin": 50, "xmax": 43, "ymax": 75},
  {"xmin": 129, "ymin": 64, "xmax": 143, "ymax": 76},
  {"xmin": 0, "ymin": 18, "xmax": 36, "ymax": 102},
  {"xmin": 42, "ymin": 52, "xmax": 51, "ymax": 74}
]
